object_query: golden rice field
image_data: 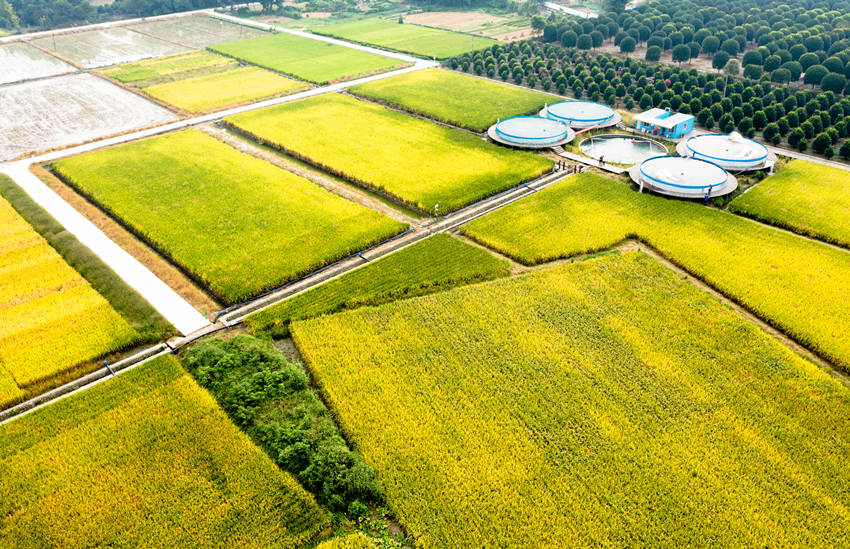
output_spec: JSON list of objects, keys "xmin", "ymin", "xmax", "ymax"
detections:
[
  {"xmin": 52, "ymin": 130, "xmax": 406, "ymax": 304},
  {"xmin": 293, "ymin": 252, "xmax": 850, "ymax": 547},
  {"xmin": 461, "ymin": 172, "xmax": 850, "ymax": 371},
  {"xmin": 729, "ymin": 159, "xmax": 850, "ymax": 247},
  {"xmin": 143, "ymin": 66, "xmax": 309, "ymax": 113},
  {"xmin": 0, "ymin": 192, "xmax": 138, "ymax": 405},
  {"xmin": 315, "ymin": 533, "xmax": 375, "ymax": 549},
  {"xmin": 226, "ymin": 93, "xmax": 553, "ymax": 214},
  {"xmin": 0, "ymin": 354, "xmax": 328, "ymax": 547},
  {"xmin": 99, "ymin": 50, "xmax": 233, "ymax": 83}
]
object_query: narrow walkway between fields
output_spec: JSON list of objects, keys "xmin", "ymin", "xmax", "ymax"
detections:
[{"xmin": 0, "ymin": 162, "xmax": 211, "ymax": 336}]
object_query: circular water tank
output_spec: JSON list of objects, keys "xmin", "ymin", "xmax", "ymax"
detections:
[
  {"xmin": 679, "ymin": 133, "xmax": 772, "ymax": 170},
  {"xmin": 488, "ymin": 116, "xmax": 574, "ymax": 148},
  {"xmin": 632, "ymin": 155, "xmax": 737, "ymax": 198},
  {"xmin": 542, "ymin": 101, "xmax": 616, "ymax": 128}
]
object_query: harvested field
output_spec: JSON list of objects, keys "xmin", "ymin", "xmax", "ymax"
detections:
[
  {"xmin": 29, "ymin": 27, "xmax": 188, "ymax": 69},
  {"xmin": 729, "ymin": 160, "xmax": 850, "ymax": 247},
  {"xmin": 294, "ymin": 251, "xmax": 850, "ymax": 547},
  {"xmin": 99, "ymin": 50, "xmax": 233, "ymax": 83},
  {"xmin": 226, "ymin": 93, "xmax": 553, "ymax": 214},
  {"xmin": 211, "ymin": 32, "xmax": 407, "ymax": 84},
  {"xmin": 350, "ymin": 68, "xmax": 558, "ymax": 131},
  {"xmin": 129, "ymin": 15, "xmax": 269, "ymax": 48},
  {"xmin": 52, "ymin": 130, "xmax": 407, "ymax": 304},
  {"xmin": 143, "ymin": 66, "xmax": 309, "ymax": 113},
  {"xmin": 0, "ymin": 73, "xmax": 176, "ymax": 162},
  {"xmin": 246, "ymin": 233, "xmax": 511, "ymax": 337},
  {"xmin": 461, "ymin": 172, "xmax": 850, "ymax": 371},
  {"xmin": 315, "ymin": 17, "xmax": 500, "ymax": 58},
  {"xmin": 404, "ymin": 11, "xmax": 505, "ymax": 32},
  {"xmin": 0, "ymin": 182, "xmax": 139, "ymax": 405},
  {"xmin": 0, "ymin": 42, "xmax": 75, "ymax": 85},
  {"xmin": 0, "ymin": 355, "xmax": 329, "ymax": 547}
]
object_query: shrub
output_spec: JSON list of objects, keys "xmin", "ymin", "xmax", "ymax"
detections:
[{"xmin": 183, "ymin": 335, "xmax": 385, "ymax": 512}]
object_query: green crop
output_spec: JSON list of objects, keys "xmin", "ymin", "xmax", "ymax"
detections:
[
  {"xmin": 52, "ymin": 130, "xmax": 406, "ymax": 304},
  {"xmin": 315, "ymin": 18, "xmax": 499, "ymax": 58},
  {"xmin": 729, "ymin": 159, "xmax": 850, "ymax": 247},
  {"xmin": 0, "ymin": 355, "xmax": 328, "ymax": 547},
  {"xmin": 461, "ymin": 172, "xmax": 850, "ymax": 370},
  {"xmin": 226, "ymin": 93, "xmax": 553, "ymax": 214},
  {"xmin": 245, "ymin": 234, "xmax": 511, "ymax": 337},
  {"xmin": 294, "ymin": 252, "xmax": 850, "ymax": 547},
  {"xmin": 351, "ymin": 68, "xmax": 558, "ymax": 132},
  {"xmin": 210, "ymin": 33, "xmax": 407, "ymax": 84}
]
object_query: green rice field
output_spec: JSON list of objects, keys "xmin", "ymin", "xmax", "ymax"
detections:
[
  {"xmin": 98, "ymin": 50, "xmax": 233, "ymax": 83},
  {"xmin": 210, "ymin": 32, "xmax": 407, "ymax": 84},
  {"xmin": 143, "ymin": 66, "xmax": 309, "ymax": 113},
  {"xmin": 246, "ymin": 234, "xmax": 511, "ymax": 337},
  {"xmin": 729, "ymin": 159, "xmax": 850, "ymax": 247},
  {"xmin": 226, "ymin": 93, "xmax": 553, "ymax": 214},
  {"xmin": 350, "ymin": 68, "xmax": 558, "ymax": 132},
  {"xmin": 315, "ymin": 18, "xmax": 499, "ymax": 58},
  {"xmin": 461, "ymin": 172, "xmax": 850, "ymax": 371},
  {"xmin": 0, "ymin": 354, "xmax": 328, "ymax": 547},
  {"xmin": 51, "ymin": 130, "xmax": 406, "ymax": 304}
]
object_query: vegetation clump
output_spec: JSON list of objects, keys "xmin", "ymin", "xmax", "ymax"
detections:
[{"xmin": 183, "ymin": 334, "xmax": 385, "ymax": 514}]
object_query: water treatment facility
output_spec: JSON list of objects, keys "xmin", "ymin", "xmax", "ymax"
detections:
[
  {"xmin": 488, "ymin": 116, "xmax": 575, "ymax": 148},
  {"xmin": 578, "ymin": 134, "xmax": 667, "ymax": 165},
  {"xmin": 540, "ymin": 100, "xmax": 621, "ymax": 129},
  {"xmin": 633, "ymin": 108, "xmax": 695, "ymax": 139},
  {"xmin": 676, "ymin": 132, "xmax": 777, "ymax": 171},
  {"xmin": 628, "ymin": 155, "xmax": 738, "ymax": 199}
]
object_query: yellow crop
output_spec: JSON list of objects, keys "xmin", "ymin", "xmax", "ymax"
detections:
[
  {"xmin": 0, "ymin": 195, "xmax": 138, "ymax": 403},
  {"xmin": 0, "ymin": 355, "xmax": 328, "ymax": 546},
  {"xmin": 315, "ymin": 533, "xmax": 375, "ymax": 549},
  {"xmin": 462, "ymin": 172, "xmax": 850, "ymax": 371},
  {"xmin": 293, "ymin": 252, "xmax": 850, "ymax": 547}
]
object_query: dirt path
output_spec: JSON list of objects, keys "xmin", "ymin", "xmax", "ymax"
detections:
[{"xmin": 201, "ymin": 124, "xmax": 418, "ymax": 225}]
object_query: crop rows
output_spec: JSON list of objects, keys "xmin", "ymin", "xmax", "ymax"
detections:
[
  {"xmin": 315, "ymin": 17, "xmax": 500, "ymax": 59},
  {"xmin": 293, "ymin": 252, "xmax": 850, "ymax": 547},
  {"xmin": 350, "ymin": 68, "xmax": 558, "ymax": 132},
  {"xmin": 226, "ymin": 93, "xmax": 553, "ymax": 214},
  {"xmin": 0, "ymin": 190, "xmax": 138, "ymax": 405},
  {"xmin": 729, "ymin": 159, "xmax": 850, "ymax": 247},
  {"xmin": 461, "ymin": 172, "xmax": 850, "ymax": 371},
  {"xmin": 246, "ymin": 234, "xmax": 511, "ymax": 338},
  {"xmin": 210, "ymin": 32, "xmax": 407, "ymax": 85},
  {"xmin": 52, "ymin": 130, "xmax": 406, "ymax": 304},
  {"xmin": 0, "ymin": 355, "xmax": 328, "ymax": 546}
]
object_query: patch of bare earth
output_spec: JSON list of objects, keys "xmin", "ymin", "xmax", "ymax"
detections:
[
  {"xmin": 405, "ymin": 11, "xmax": 505, "ymax": 31},
  {"xmin": 494, "ymin": 29, "xmax": 538, "ymax": 42}
]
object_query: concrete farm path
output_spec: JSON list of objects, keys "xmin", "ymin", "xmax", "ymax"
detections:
[{"xmin": 0, "ymin": 18, "xmax": 437, "ymax": 340}]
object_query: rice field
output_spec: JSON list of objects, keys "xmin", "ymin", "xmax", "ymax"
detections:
[
  {"xmin": 0, "ymin": 186, "xmax": 139, "ymax": 406},
  {"xmin": 142, "ymin": 66, "xmax": 309, "ymax": 113},
  {"xmin": 0, "ymin": 42, "xmax": 76, "ymax": 85},
  {"xmin": 129, "ymin": 15, "xmax": 268, "ymax": 48},
  {"xmin": 461, "ymin": 172, "xmax": 850, "ymax": 371},
  {"xmin": 0, "ymin": 73, "xmax": 176, "ymax": 162},
  {"xmin": 210, "ymin": 32, "xmax": 406, "ymax": 84},
  {"xmin": 0, "ymin": 354, "xmax": 328, "ymax": 547},
  {"xmin": 29, "ymin": 27, "xmax": 188, "ymax": 69},
  {"xmin": 52, "ymin": 130, "xmax": 406, "ymax": 304},
  {"xmin": 315, "ymin": 18, "xmax": 500, "ymax": 58},
  {"xmin": 226, "ymin": 93, "xmax": 553, "ymax": 214},
  {"xmin": 245, "ymin": 234, "xmax": 511, "ymax": 338},
  {"xmin": 350, "ymin": 68, "xmax": 558, "ymax": 132},
  {"xmin": 293, "ymin": 252, "xmax": 850, "ymax": 547},
  {"xmin": 99, "ymin": 50, "xmax": 233, "ymax": 83},
  {"xmin": 729, "ymin": 160, "xmax": 850, "ymax": 247}
]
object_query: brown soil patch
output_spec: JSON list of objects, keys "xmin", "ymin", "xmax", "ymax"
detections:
[
  {"xmin": 493, "ymin": 29, "xmax": 537, "ymax": 42},
  {"xmin": 304, "ymin": 12, "xmax": 331, "ymax": 19},
  {"xmin": 406, "ymin": 11, "xmax": 505, "ymax": 31},
  {"xmin": 31, "ymin": 165, "xmax": 222, "ymax": 316}
]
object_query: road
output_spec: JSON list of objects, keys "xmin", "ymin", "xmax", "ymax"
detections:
[{"xmin": 0, "ymin": 12, "xmax": 437, "ymax": 336}]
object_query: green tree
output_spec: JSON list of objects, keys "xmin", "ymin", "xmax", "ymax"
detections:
[
  {"xmin": 804, "ymin": 65, "xmax": 828, "ymax": 87},
  {"xmin": 620, "ymin": 36, "xmax": 636, "ymax": 54}
]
